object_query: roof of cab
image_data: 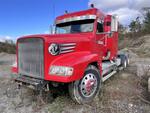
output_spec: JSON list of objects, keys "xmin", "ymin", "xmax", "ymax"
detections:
[{"xmin": 56, "ymin": 8, "xmax": 105, "ymax": 21}]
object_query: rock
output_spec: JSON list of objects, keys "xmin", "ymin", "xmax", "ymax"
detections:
[
  {"xmin": 121, "ymin": 73, "xmax": 130, "ymax": 79},
  {"xmin": 137, "ymin": 64, "xmax": 150, "ymax": 77}
]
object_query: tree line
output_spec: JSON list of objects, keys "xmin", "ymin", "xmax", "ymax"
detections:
[
  {"xmin": 0, "ymin": 41, "xmax": 16, "ymax": 54},
  {"xmin": 119, "ymin": 8, "xmax": 150, "ymax": 38}
]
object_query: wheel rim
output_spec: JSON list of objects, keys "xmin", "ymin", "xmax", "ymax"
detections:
[{"xmin": 80, "ymin": 73, "xmax": 97, "ymax": 98}]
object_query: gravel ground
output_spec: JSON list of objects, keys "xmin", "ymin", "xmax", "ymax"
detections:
[{"xmin": 0, "ymin": 52, "xmax": 150, "ymax": 113}]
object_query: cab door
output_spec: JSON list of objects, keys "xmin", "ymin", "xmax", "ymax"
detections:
[
  {"xmin": 96, "ymin": 20, "xmax": 107, "ymax": 59},
  {"xmin": 105, "ymin": 15, "xmax": 118, "ymax": 60}
]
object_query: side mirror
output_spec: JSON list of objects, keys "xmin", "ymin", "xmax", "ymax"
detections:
[{"xmin": 111, "ymin": 15, "xmax": 118, "ymax": 32}]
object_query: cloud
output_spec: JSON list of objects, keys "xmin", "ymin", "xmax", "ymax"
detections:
[
  {"xmin": 108, "ymin": 8, "xmax": 141, "ymax": 25},
  {"xmin": 88, "ymin": 0, "xmax": 128, "ymax": 11},
  {"xmin": 88, "ymin": 0, "xmax": 150, "ymax": 25},
  {"xmin": 130, "ymin": 0, "xmax": 150, "ymax": 10},
  {"xmin": 0, "ymin": 35, "xmax": 15, "ymax": 42}
]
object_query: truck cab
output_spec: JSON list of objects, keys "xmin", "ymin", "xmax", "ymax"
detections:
[{"xmin": 12, "ymin": 8, "xmax": 129, "ymax": 104}]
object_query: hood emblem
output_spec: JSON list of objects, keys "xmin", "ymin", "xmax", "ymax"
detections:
[{"xmin": 48, "ymin": 43, "xmax": 60, "ymax": 55}]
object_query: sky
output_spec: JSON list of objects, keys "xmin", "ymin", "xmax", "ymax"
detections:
[
  {"xmin": 89, "ymin": 0, "xmax": 150, "ymax": 25},
  {"xmin": 0, "ymin": 0, "xmax": 150, "ymax": 41}
]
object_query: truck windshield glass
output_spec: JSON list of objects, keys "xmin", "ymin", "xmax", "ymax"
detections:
[{"xmin": 55, "ymin": 19, "xmax": 94, "ymax": 34}]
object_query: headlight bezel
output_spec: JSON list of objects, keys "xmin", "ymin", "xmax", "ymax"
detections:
[{"xmin": 49, "ymin": 65, "xmax": 74, "ymax": 76}]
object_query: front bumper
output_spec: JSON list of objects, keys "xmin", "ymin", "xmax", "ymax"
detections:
[{"xmin": 14, "ymin": 74, "xmax": 48, "ymax": 91}]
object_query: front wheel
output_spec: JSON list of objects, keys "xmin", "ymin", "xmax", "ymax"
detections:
[{"xmin": 68, "ymin": 65, "xmax": 101, "ymax": 104}]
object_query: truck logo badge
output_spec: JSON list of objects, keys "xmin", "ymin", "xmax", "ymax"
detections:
[{"xmin": 49, "ymin": 43, "xmax": 60, "ymax": 55}]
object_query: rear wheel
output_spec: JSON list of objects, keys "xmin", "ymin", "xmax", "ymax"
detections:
[
  {"xmin": 119, "ymin": 55, "xmax": 128, "ymax": 68},
  {"xmin": 123, "ymin": 59, "xmax": 127, "ymax": 68},
  {"xmin": 68, "ymin": 65, "xmax": 101, "ymax": 104},
  {"xmin": 127, "ymin": 56, "xmax": 130, "ymax": 65}
]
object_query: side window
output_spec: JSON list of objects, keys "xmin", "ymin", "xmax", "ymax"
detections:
[{"xmin": 97, "ymin": 22, "xmax": 103, "ymax": 33}]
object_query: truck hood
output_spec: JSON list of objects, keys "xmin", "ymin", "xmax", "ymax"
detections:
[{"xmin": 19, "ymin": 33, "xmax": 93, "ymax": 43}]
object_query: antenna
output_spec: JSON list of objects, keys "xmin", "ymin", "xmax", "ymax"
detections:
[
  {"xmin": 52, "ymin": 2, "xmax": 56, "ymax": 22},
  {"xmin": 49, "ymin": 1, "xmax": 56, "ymax": 34}
]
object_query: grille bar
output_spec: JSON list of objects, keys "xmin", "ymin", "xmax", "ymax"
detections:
[
  {"xmin": 18, "ymin": 38, "xmax": 44, "ymax": 79},
  {"xmin": 60, "ymin": 43, "xmax": 76, "ymax": 54},
  {"xmin": 60, "ymin": 43, "xmax": 76, "ymax": 46}
]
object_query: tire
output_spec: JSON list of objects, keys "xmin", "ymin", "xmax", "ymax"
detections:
[
  {"xmin": 68, "ymin": 65, "xmax": 102, "ymax": 104},
  {"xmin": 123, "ymin": 59, "xmax": 127, "ymax": 68},
  {"xmin": 126, "ymin": 56, "xmax": 130, "ymax": 65},
  {"xmin": 119, "ymin": 55, "xmax": 127, "ymax": 68}
]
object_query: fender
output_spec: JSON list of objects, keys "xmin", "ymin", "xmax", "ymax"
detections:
[{"xmin": 45, "ymin": 51, "xmax": 102, "ymax": 83}]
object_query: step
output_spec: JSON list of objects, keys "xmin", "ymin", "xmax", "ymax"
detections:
[{"xmin": 102, "ymin": 70, "xmax": 117, "ymax": 82}]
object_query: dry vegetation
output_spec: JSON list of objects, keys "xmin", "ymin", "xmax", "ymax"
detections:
[
  {"xmin": 119, "ymin": 35, "xmax": 150, "ymax": 57},
  {"xmin": 0, "ymin": 42, "xmax": 16, "ymax": 54}
]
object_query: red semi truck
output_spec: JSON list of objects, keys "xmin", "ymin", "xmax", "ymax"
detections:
[{"xmin": 11, "ymin": 8, "xmax": 129, "ymax": 104}]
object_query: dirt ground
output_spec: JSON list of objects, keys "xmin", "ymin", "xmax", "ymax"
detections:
[{"xmin": 0, "ymin": 51, "xmax": 150, "ymax": 113}]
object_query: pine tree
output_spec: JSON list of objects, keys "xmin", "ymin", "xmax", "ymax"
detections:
[
  {"xmin": 129, "ymin": 20, "xmax": 136, "ymax": 33},
  {"xmin": 144, "ymin": 11, "xmax": 150, "ymax": 33}
]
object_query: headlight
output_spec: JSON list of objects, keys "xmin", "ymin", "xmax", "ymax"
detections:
[{"xmin": 49, "ymin": 66, "xmax": 73, "ymax": 76}]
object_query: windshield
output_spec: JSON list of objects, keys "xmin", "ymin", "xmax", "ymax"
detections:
[{"xmin": 55, "ymin": 19, "xmax": 94, "ymax": 34}]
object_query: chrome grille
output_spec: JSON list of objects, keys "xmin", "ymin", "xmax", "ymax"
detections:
[{"xmin": 18, "ymin": 38, "xmax": 44, "ymax": 78}]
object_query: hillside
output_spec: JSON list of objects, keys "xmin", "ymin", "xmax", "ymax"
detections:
[{"xmin": 119, "ymin": 34, "xmax": 150, "ymax": 57}]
